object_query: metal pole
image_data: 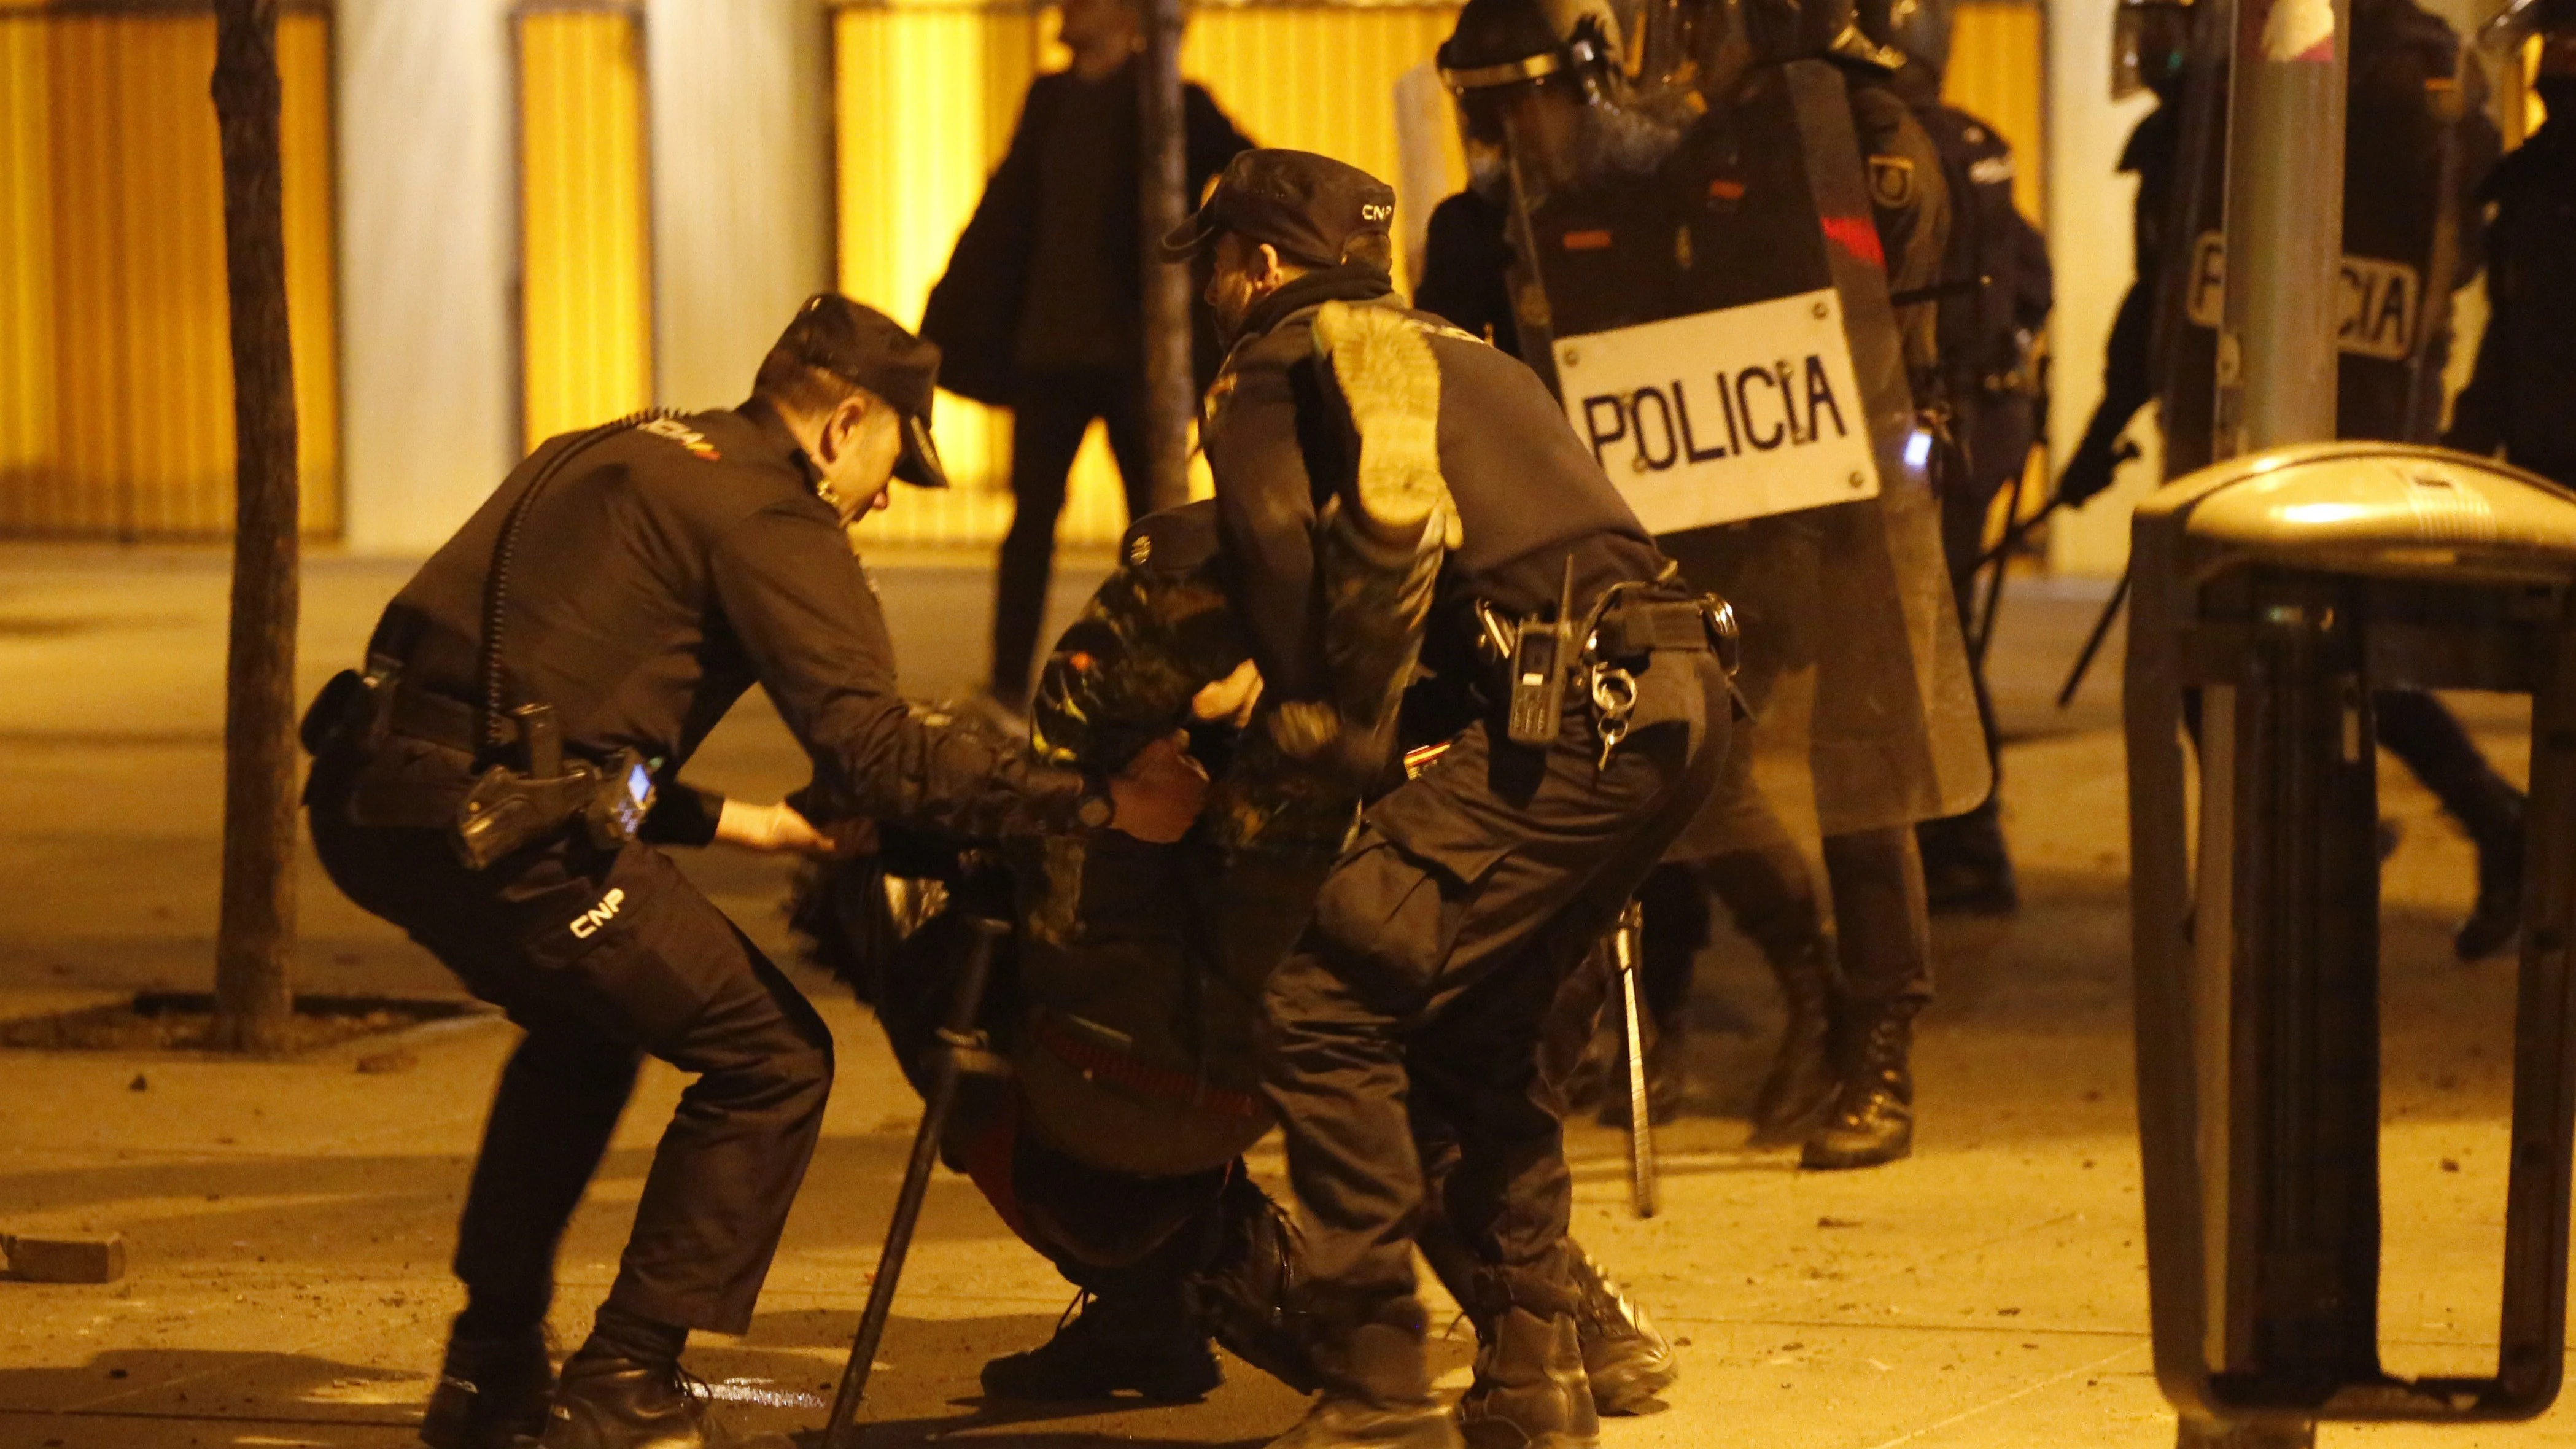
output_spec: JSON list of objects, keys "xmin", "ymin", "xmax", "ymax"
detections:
[
  {"xmin": 2211, "ymin": 0, "xmax": 2349, "ymax": 459},
  {"xmin": 820, "ymin": 918, "xmax": 1006, "ymax": 1447},
  {"xmin": 1136, "ymin": 0, "xmax": 1193, "ymax": 513}
]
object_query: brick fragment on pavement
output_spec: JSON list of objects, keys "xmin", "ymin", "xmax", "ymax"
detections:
[{"xmin": 1, "ymin": 1232, "xmax": 127, "ymax": 1283}]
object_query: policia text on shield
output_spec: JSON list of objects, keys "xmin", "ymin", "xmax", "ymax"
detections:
[{"xmin": 298, "ymin": 295, "xmax": 1208, "ymax": 1449}]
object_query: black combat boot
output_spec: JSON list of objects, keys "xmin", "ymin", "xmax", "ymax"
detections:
[
  {"xmin": 1801, "ymin": 1007, "xmax": 1917, "ymax": 1170},
  {"xmin": 2456, "ymin": 791, "xmax": 2526, "ymax": 963},
  {"xmin": 1190, "ymin": 1176, "xmax": 1322, "ymax": 1394},
  {"xmin": 1747, "ymin": 938, "xmax": 1839, "ymax": 1148},
  {"xmin": 421, "ymin": 1323, "xmax": 553, "ymax": 1449},
  {"xmin": 536, "ymin": 1343, "xmax": 724, "ymax": 1449},
  {"xmin": 982, "ymin": 1286, "xmax": 1222, "ymax": 1403},
  {"xmin": 1565, "ymin": 1243, "xmax": 1675, "ymax": 1415},
  {"xmin": 1455, "ymin": 1308, "xmax": 1602, "ymax": 1449},
  {"xmin": 1265, "ymin": 1316, "xmax": 1462, "ymax": 1449}
]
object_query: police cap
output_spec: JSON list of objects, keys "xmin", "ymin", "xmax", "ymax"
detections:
[
  {"xmin": 767, "ymin": 293, "xmax": 950, "ymax": 489},
  {"xmin": 1157, "ymin": 149, "xmax": 1397, "ymax": 270}
]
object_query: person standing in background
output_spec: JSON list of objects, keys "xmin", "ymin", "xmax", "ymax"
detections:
[{"xmin": 921, "ymin": 0, "xmax": 1253, "ymax": 713}]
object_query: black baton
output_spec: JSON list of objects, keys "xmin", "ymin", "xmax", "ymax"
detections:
[
  {"xmin": 1613, "ymin": 901, "xmax": 1658, "ymax": 1219},
  {"xmin": 820, "ymin": 915, "xmax": 1007, "ymax": 1448}
]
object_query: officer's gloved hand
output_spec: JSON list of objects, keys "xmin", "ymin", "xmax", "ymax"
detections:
[
  {"xmin": 1108, "ymin": 731, "xmax": 1211, "ymax": 844},
  {"xmin": 2057, "ymin": 431, "xmax": 2141, "ymax": 510}
]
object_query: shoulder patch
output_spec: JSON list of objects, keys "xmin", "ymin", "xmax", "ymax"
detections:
[
  {"xmin": 638, "ymin": 415, "xmax": 721, "ymax": 462},
  {"xmin": 1868, "ymin": 155, "xmax": 1917, "ymax": 210}
]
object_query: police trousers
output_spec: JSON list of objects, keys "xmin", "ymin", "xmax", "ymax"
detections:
[
  {"xmin": 1260, "ymin": 650, "xmax": 1729, "ymax": 1330},
  {"xmin": 308, "ymin": 761, "xmax": 833, "ymax": 1337}
]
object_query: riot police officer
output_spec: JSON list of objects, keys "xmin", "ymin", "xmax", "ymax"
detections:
[
  {"xmin": 1168, "ymin": 149, "xmax": 1732, "ymax": 1449},
  {"xmin": 2450, "ymin": 0, "xmax": 2576, "ymax": 489},
  {"xmin": 301, "ymin": 296, "xmax": 1202, "ymax": 1449},
  {"xmin": 1421, "ymin": 0, "xmax": 1984, "ymax": 1171},
  {"xmin": 2066, "ymin": 0, "xmax": 2526, "ymax": 963}
]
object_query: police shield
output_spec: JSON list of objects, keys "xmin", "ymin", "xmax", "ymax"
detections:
[
  {"xmin": 2153, "ymin": 0, "xmax": 2490, "ymax": 462},
  {"xmin": 1501, "ymin": 56, "xmax": 1988, "ymax": 839}
]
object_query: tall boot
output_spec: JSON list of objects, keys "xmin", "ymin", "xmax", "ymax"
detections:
[
  {"xmin": 1565, "ymin": 1241, "xmax": 1676, "ymax": 1416},
  {"xmin": 421, "ymin": 1319, "xmax": 553, "ymax": 1449},
  {"xmin": 1702, "ymin": 845, "xmax": 1837, "ymax": 1147},
  {"xmin": 1746, "ymin": 934, "xmax": 1837, "ymax": 1147},
  {"xmin": 1455, "ymin": 1308, "xmax": 1602, "ymax": 1449},
  {"xmin": 1189, "ymin": 1174, "xmax": 1322, "ymax": 1394},
  {"xmin": 1800, "ymin": 1006, "xmax": 1917, "ymax": 1170},
  {"xmin": 1266, "ymin": 1310, "xmax": 1461, "ymax": 1449}
]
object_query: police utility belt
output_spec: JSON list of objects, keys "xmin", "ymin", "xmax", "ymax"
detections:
[
  {"xmin": 301, "ymin": 664, "xmax": 655, "ymax": 871},
  {"xmin": 1463, "ymin": 563, "xmax": 1740, "ymax": 771}
]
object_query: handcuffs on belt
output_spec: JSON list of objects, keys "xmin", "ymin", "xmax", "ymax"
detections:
[{"xmin": 1472, "ymin": 562, "xmax": 1740, "ymax": 770}]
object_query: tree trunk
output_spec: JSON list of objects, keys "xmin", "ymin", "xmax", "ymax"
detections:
[
  {"xmin": 210, "ymin": 0, "xmax": 301, "ymax": 1054},
  {"xmin": 1136, "ymin": 0, "xmax": 1194, "ymax": 513}
]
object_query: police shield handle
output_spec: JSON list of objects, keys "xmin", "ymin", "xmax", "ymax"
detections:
[{"xmin": 1108, "ymin": 731, "xmax": 1211, "ymax": 843}]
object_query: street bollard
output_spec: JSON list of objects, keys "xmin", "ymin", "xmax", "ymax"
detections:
[{"xmin": 2125, "ymin": 442, "xmax": 2576, "ymax": 1443}]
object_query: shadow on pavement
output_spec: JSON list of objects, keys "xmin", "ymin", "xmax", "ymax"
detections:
[
  {"xmin": 0, "ymin": 1346, "xmax": 422, "ymax": 1445},
  {"xmin": 734, "ymin": 1307, "xmax": 1328, "ymax": 1448}
]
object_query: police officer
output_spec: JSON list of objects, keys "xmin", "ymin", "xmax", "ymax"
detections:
[
  {"xmin": 2066, "ymin": 0, "xmax": 2526, "ymax": 962},
  {"xmin": 2449, "ymin": 0, "xmax": 2576, "ymax": 490},
  {"xmin": 1167, "ymin": 149, "xmax": 1733, "ymax": 1449},
  {"xmin": 792, "ymin": 497, "xmax": 1680, "ymax": 1416},
  {"xmin": 1886, "ymin": 1, "xmax": 2054, "ymax": 915},
  {"xmin": 301, "ymin": 296, "xmax": 1202, "ymax": 1449}
]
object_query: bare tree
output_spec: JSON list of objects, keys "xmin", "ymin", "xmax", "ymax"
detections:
[{"xmin": 209, "ymin": 0, "xmax": 301, "ymax": 1052}]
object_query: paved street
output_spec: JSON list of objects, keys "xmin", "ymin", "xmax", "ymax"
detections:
[{"xmin": 0, "ymin": 542, "xmax": 2563, "ymax": 1448}]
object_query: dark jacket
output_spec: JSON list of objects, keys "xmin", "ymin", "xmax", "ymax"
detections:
[
  {"xmin": 361, "ymin": 403, "xmax": 1090, "ymax": 840},
  {"xmin": 921, "ymin": 64, "xmax": 1252, "ymax": 405},
  {"xmin": 1202, "ymin": 267, "xmax": 1662, "ymax": 723},
  {"xmin": 1414, "ymin": 188, "xmax": 1522, "ymax": 357}
]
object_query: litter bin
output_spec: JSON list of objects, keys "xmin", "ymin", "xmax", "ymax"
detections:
[{"xmin": 2126, "ymin": 441, "xmax": 2576, "ymax": 1446}]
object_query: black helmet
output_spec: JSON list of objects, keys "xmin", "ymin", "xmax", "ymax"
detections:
[
  {"xmin": 1440, "ymin": 0, "xmax": 1572, "ymax": 89},
  {"xmin": 1859, "ymin": 0, "xmax": 1952, "ymax": 76}
]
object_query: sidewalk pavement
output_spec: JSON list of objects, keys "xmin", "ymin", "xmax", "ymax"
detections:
[{"xmin": 0, "ymin": 548, "xmax": 2564, "ymax": 1448}]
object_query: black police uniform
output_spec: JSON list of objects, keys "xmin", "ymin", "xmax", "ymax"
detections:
[
  {"xmin": 305, "ymin": 398, "xmax": 1097, "ymax": 1348},
  {"xmin": 2450, "ymin": 90, "xmax": 2576, "ymax": 488},
  {"xmin": 1209, "ymin": 265, "xmax": 1731, "ymax": 1361}
]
